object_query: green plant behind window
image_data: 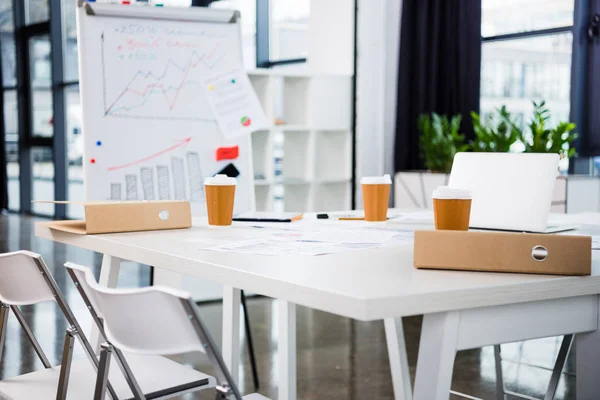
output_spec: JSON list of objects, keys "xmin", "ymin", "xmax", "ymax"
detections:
[
  {"xmin": 418, "ymin": 113, "xmax": 469, "ymax": 174},
  {"xmin": 471, "ymin": 106, "xmax": 520, "ymax": 152},
  {"xmin": 523, "ymin": 101, "xmax": 577, "ymax": 158}
]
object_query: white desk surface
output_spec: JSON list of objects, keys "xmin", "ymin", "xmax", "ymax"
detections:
[{"xmin": 35, "ymin": 212, "xmax": 600, "ymax": 321}]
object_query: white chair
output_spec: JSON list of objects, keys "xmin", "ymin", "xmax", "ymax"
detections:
[
  {"xmin": 0, "ymin": 250, "xmax": 116, "ymax": 399},
  {"xmin": 65, "ymin": 262, "xmax": 269, "ymax": 400}
]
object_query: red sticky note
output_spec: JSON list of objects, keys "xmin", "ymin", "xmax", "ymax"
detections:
[{"xmin": 216, "ymin": 146, "xmax": 239, "ymax": 161}]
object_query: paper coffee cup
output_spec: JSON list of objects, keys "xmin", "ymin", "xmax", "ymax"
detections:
[
  {"xmin": 204, "ymin": 175, "xmax": 237, "ymax": 226},
  {"xmin": 432, "ymin": 186, "xmax": 472, "ymax": 231},
  {"xmin": 361, "ymin": 175, "xmax": 392, "ymax": 222}
]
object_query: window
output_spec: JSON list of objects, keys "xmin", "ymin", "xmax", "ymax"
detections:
[
  {"xmin": 1, "ymin": 0, "xmax": 307, "ymax": 216},
  {"xmin": 270, "ymin": 0, "xmax": 309, "ymax": 62},
  {"xmin": 480, "ymin": 0, "xmax": 574, "ymax": 128},
  {"xmin": 210, "ymin": 0, "xmax": 257, "ymax": 68}
]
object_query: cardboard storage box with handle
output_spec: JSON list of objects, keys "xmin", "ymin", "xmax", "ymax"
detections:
[
  {"xmin": 414, "ymin": 230, "xmax": 591, "ymax": 276},
  {"xmin": 34, "ymin": 200, "xmax": 192, "ymax": 234}
]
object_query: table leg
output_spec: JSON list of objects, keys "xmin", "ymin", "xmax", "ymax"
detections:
[
  {"xmin": 576, "ymin": 295, "xmax": 600, "ymax": 398},
  {"xmin": 91, "ymin": 255, "xmax": 122, "ymax": 353},
  {"xmin": 278, "ymin": 300, "xmax": 296, "ymax": 400},
  {"xmin": 153, "ymin": 269, "xmax": 183, "ymax": 288},
  {"xmin": 413, "ymin": 311, "xmax": 459, "ymax": 400},
  {"xmin": 223, "ymin": 286, "xmax": 241, "ymax": 386},
  {"xmin": 384, "ymin": 317, "xmax": 412, "ymax": 400}
]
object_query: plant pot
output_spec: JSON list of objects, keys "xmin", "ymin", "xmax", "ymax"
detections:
[
  {"xmin": 394, "ymin": 171, "xmax": 448, "ymax": 209},
  {"xmin": 553, "ymin": 175, "xmax": 600, "ymax": 214}
]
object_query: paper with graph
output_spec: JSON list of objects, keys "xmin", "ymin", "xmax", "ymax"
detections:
[
  {"xmin": 77, "ymin": 10, "xmax": 256, "ymax": 215},
  {"xmin": 202, "ymin": 68, "xmax": 268, "ymax": 139}
]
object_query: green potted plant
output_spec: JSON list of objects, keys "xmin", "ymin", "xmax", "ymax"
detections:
[
  {"xmin": 522, "ymin": 101, "xmax": 577, "ymax": 159},
  {"xmin": 418, "ymin": 113, "xmax": 469, "ymax": 174},
  {"xmin": 471, "ymin": 106, "xmax": 520, "ymax": 153},
  {"xmin": 396, "ymin": 113, "xmax": 468, "ymax": 209}
]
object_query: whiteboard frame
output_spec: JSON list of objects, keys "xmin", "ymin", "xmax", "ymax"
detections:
[{"xmin": 76, "ymin": 1, "xmax": 256, "ymax": 213}]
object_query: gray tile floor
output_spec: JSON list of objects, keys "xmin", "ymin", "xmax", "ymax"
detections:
[{"xmin": 0, "ymin": 213, "xmax": 576, "ymax": 399}]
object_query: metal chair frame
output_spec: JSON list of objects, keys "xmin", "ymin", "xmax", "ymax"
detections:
[
  {"xmin": 0, "ymin": 253, "xmax": 118, "ymax": 400},
  {"xmin": 67, "ymin": 268, "xmax": 243, "ymax": 400}
]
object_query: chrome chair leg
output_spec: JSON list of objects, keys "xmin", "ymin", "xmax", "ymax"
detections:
[
  {"xmin": 11, "ymin": 305, "xmax": 52, "ymax": 368},
  {"xmin": 56, "ymin": 327, "xmax": 77, "ymax": 400},
  {"xmin": 494, "ymin": 345, "xmax": 506, "ymax": 400},
  {"xmin": 544, "ymin": 335, "xmax": 574, "ymax": 400},
  {"xmin": 94, "ymin": 343, "xmax": 114, "ymax": 400},
  {"xmin": 0, "ymin": 304, "xmax": 9, "ymax": 363}
]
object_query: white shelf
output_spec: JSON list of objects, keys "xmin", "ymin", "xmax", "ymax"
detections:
[
  {"xmin": 283, "ymin": 183, "xmax": 312, "ymax": 212},
  {"xmin": 253, "ymin": 179, "xmax": 272, "ymax": 186},
  {"xmin": 312, "ymin": 181, "xmax": 351, "ymax": 212},
  {"xmin": 248, "ymin": 71, "xmax": 353, "ymax": 212},
  {"xmin": 314, "ymin": 130, "xmax": 351, "ymax": 182},
  {"xmin": 254, "ymin": 185, "xmax": 273, "ymax": 212},
  {"xmin": 283, "ymin": 130, "xmax": 313, "ymax": 181},
  {"xmin": 273, "ymin": 124, "xmax": 349, "ymax": 132},
  {"xmin": 247, "ymin": 69, "xmax": 353, "ymax": 78},
  {"xmin": 251, "ymin": 130, "xmax": 273, "ymax": 182}
]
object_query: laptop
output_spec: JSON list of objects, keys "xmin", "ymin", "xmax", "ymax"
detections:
[{"xmin": 448, "ymin": 153, "xmax": 576, "ymax": 233}]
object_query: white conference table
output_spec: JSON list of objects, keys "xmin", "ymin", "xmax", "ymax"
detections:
[{"xmin": 35, "ymin": 212, "xmax": 600, "ymax": 400}]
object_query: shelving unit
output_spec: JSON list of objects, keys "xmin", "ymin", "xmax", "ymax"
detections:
[{"xmin": 247, "ymin": 69, "xmax": 353, "ymax": 212}]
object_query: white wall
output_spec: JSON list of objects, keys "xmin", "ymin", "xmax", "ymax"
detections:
[
  {"xmin": 355, "ymin": 0, "xmax": 402, "ymax": 207},
  {"xmin": 308, "ymin": 0, "xmax": 355, "ymax": 75}
]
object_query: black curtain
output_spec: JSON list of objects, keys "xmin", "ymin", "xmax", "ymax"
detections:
[
  {"xmin": 572, "ymin": 0, "xmax": 600, "ymax": 157},
  {"xmin": 0, "ymin": 51, "xmax": 7, "ymax": 211},
  {"xmin": 394, "ymin": 0, "xmax": 482, "ymax": 172}
]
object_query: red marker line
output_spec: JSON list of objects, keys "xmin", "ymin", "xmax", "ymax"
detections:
[{"xmin": 107, "ymin": 137, "xmax": 192, "ymax": 171}]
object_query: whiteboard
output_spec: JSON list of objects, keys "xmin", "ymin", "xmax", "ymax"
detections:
[{"xmin": 76, "ymin": 4, "xmax": 255, "ymax": 216}]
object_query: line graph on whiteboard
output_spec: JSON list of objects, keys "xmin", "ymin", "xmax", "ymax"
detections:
[{"xmin": 100, "ymin": 23, "xmax": 233, "ymax": 121}]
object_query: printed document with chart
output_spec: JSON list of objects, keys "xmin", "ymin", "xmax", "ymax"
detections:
[{"xmin": 202, "ymin": 68, "xmax": 268, "ymax": 140}]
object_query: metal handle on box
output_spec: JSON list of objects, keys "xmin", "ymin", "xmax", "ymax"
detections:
[{"xmin": 532, "ymin": 245, "xmax": 548, "ymax": 262}]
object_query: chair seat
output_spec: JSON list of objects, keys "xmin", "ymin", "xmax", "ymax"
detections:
[
  {"xmin": 243, "ymin": 394, "xmax": 271, "ymax": 399},
  {"xmin": 0, "ymin": 352, "xmax": 215, "ymax": 400}
]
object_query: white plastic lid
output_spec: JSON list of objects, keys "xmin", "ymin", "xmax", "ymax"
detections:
[
  {"xmin": 432, "ymin": 186, "xmax": 472, "ymax": 200},
  {"xmin": 204, "ymin": 174, "xmax": 237, "ymax": 186},
  {"xmin": 361, "ymin": 174, "xmax": 392, "ymax": 185}
]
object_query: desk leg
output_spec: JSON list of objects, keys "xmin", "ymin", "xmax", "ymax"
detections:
[
  {"xmin": 413, "ymin": 311, "xmax": 459, "ymax": 400},
  {"xmin": 223, "ymin": 286, "xmax": 241, "ymax": 386},
  {"xmin": 576, "ymin": 295, "xmax": 600, "ymax": 398},
  {"xmin": 384, "ymin": 317, "xmax": 412, "ymax": 400},
  {"xmin": 91, "ymin": 255, "xmax": 122, "ymax": 353},
  {"xmin": 278, "ymin": 300, "xmax": 296, "ymax": 400}
]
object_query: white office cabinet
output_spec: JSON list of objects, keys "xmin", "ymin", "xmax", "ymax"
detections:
[{"xmin": 248, "ymin": 70, "xmax": 353, "ymax": 213}]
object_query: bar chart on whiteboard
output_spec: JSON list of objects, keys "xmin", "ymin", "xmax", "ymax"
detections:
[{"xmin": 78, "ymin": 13, "xmax": 256, "ymax": 215}]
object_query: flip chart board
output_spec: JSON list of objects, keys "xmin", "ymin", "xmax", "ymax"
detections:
[{"xmin": 76, "ymin": 2, "xmax": 258, "ymax": 215}]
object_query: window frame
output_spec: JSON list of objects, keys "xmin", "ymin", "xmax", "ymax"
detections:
[
  {"xmin": 255, "ymin": 0, "xmax": 307, "ymax": 68},
  {"xmin": 480, "ymin": 1, "xmax": 599, "ymax": 173}
]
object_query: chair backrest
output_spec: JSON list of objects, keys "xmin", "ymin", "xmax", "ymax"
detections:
[
  {"xmin": 0, "ymin": 251, "xmax": 56, "ymax": 305},
  {"xmin": 65, "ymin": 262, "xmax": 205, "ymax": 355}
]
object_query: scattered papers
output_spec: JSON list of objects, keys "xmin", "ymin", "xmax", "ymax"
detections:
[
  {"xmin": 389, "ymin": 211, "xmax": 434, "ymax": 224},
  {"xmin": 185, "ymin": 223, "xmax": 413, "ymax": 256}
]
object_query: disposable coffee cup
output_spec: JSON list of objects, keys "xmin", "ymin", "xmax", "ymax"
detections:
[
  {"xmin": 361, "ymin": 175, "xmax": 392, "ymax": 222},
  {"xmin": 432, "ymin": 186, "xmax": 472, "ymax": 231},
  {"xmin": 204, "ymin": 175, "xmax": 237, "ymax": 226}
]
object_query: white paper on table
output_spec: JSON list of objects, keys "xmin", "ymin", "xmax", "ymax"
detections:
[
  {"xmin": 202, "ymin": 67, "xmax": 269, "ymax": 140},
  {"xmin": 206, "ymin": 239, "xmax": 383, "ymax": 256},
  {"xmin": 185, "ymin": 224, "xmax": 407, "ymax": 255},
  {"xmin": 389, "ymin": 211, "xmax": 434, "ymax": 223},
  {"xmin": 270, "ymin": 228, "xmax": 398, "ymax": 244}
]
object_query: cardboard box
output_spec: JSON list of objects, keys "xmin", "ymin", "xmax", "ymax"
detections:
[
  {"xmin": 414, "ymin": 230, "xmax": 591, "ymax": 276},
  {"xmin": 35, "ymin": 201, "xmax": 191, "ymax": 234}
]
